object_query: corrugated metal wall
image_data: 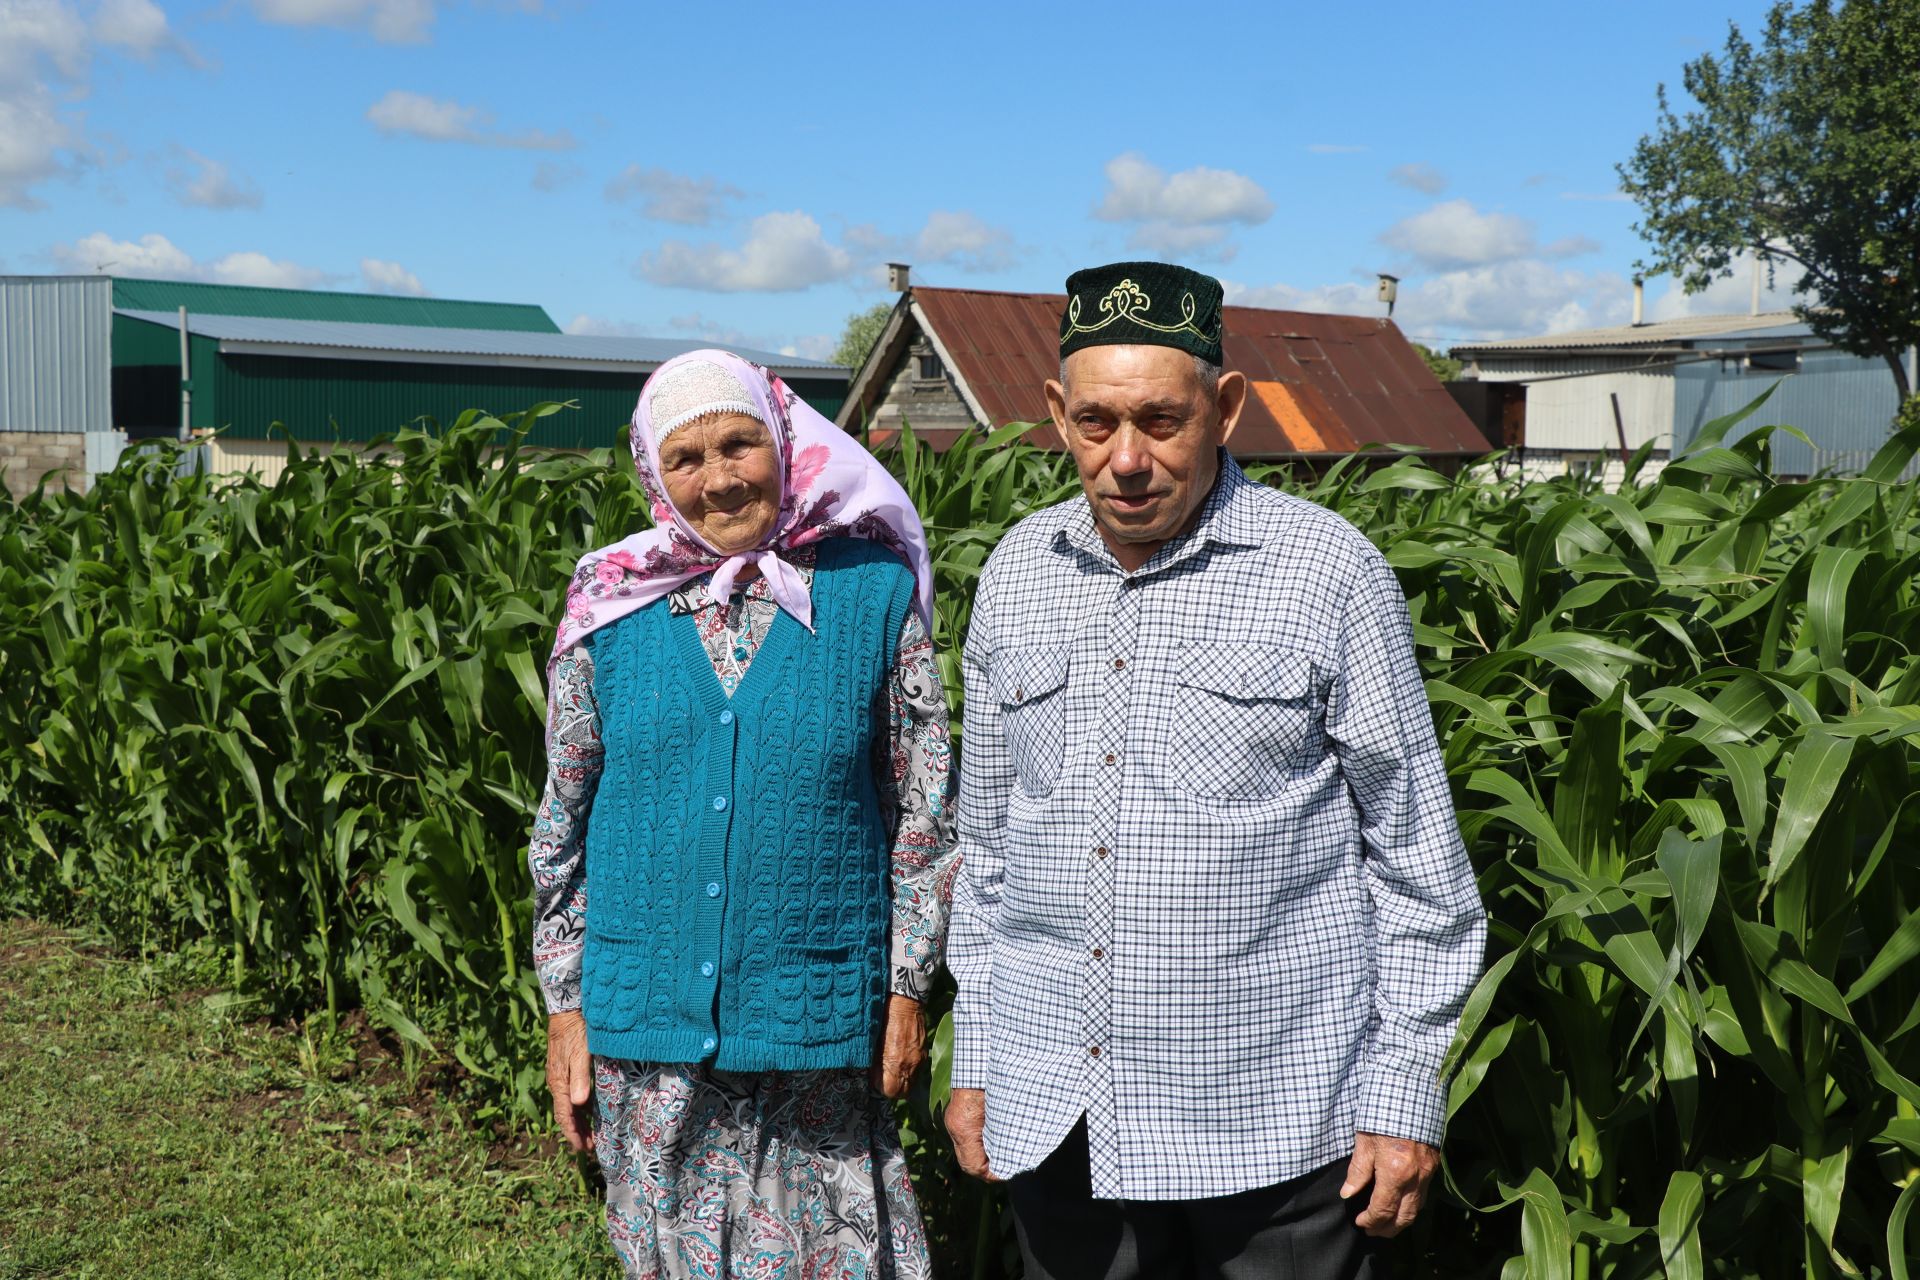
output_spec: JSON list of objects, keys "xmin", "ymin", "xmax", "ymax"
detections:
[
  {"xmin": 1673, "ymin": 348, "xmax": 1906, "ymax": 475},
  {"xmin": 1, "ymin": 276, "xmax": 112, "ymax": 433},
  {"xmin": 113, "ymin": 315, "xmax": 221, "ymax": 432},
  {"xmin": 204, "ymin": 355, "xmax": 850, "ymax": 450},
  {"xmin": 1472, "ymin": 356, "xmax": 1675, "ymax": 452},
  {"xmin": 208, "ymin": 354, "xmax": 638, "ymax": 447}
]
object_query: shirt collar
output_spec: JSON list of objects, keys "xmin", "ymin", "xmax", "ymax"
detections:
[{"xmin": 1055, "ymin": 450, "xmax": 1264, "ymax": 578}]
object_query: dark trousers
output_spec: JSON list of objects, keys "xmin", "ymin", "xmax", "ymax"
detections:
[{"xmin": 1007, "ymin": 1120, "xmax": 1382, "ymax": 1280}]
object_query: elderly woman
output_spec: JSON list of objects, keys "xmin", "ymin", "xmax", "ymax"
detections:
[{"xmin": 528, "ymin": 349, "xmax": 958, "ymax": 1279}]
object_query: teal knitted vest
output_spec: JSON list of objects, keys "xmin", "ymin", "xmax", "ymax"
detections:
[{"xmin": 579, "ymin": 538, "xmax": 916, "ymax": 1070}]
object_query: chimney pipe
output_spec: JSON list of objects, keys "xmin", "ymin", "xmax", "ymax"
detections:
[
  {"xmin": 887, "ymin": 262, "xmax": 911, "ymax": 292},
  {"xmin": 1631, "ymin": 277, "xmax": 1644, "ymax": 327}
]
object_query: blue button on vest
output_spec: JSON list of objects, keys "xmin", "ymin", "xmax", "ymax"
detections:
[{"xmin": 579, "ymin": 538, "xmax": 917, "ymax": 1070}]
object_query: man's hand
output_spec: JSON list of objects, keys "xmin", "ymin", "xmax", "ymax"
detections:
[
  {"xmin": 1341, "ymin": 1131, "xmax": 1439, "ymax": 1237},
  {"xmin": 871, "ymin": 995, "xmax": 927, "ymax": 1099},
  {"xmin": 546, "ymin": 1010, "xmax": 594, "ymax": 1153},
  {"xmin": 945, "ymin": 1087, "xmax": 1001, "ymax": 1182}
]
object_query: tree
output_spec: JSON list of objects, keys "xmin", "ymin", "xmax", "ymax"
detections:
[
  {"xmin": 1414, "ymin": 343, "xmax": 1462, "ymax": 383},
  {"xmin": 830, "ymin": 302, "xmax": 894, "ymax": 372},
  {"xmin": 1618, "ymin": 0, "xmax": 1920, "ymax": 402}
]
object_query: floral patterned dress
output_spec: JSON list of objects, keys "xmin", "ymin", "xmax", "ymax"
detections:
[{"xmin": 529, "ymin": 544, "xmax": 958, "ymax": 1280}]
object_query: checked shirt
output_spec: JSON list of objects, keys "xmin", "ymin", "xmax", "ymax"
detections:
[{"xmin": 947, "ymin": 455, "xmax": 1485, "ymax": 1201}]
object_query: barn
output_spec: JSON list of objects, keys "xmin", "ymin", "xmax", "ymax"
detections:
[{"xmin": 0, "ymin": 275, "xmax": 849, "ymax": 497}]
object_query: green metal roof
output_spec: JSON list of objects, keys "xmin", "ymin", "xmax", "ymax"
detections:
[{"xmin": 110, "ymin": 278, "xmax": 560, "ymax": 333}]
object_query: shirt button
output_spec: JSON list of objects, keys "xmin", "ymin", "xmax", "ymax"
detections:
[
  {"xmin": 1103, "ymin": 752, "xmax": 1117, "ymax": 766},
  {"xmin": 718, "ymin": 709, "xmax": 734, "ymax": 725},
  {"xmin": 706, "ymin": 882, "xmax": 721, "ymax": 898},
  {"xmin": 1088, "ymin": 1045, "xmax": 1102, "ymax": 1058},
  {"xmin": 1015, "ymin": 687, "xmax": 1025, "ymax": 701},
  {"xmin": 1091, "ymin": 947, "xmax": 1105, "ymax": 959},
  {"xmin": 700, "ymin": 961, "xmax": 715, "ymax": 977},
  {"xmin": 712, "ymin": 795, "xmax": 728, "ymax": 811},
  {"xmin": 1112, "ymin": 658, "xmax": 1126, "ymax": 670},
  {"xmin": 1094, "ymin": 845, "xmax": 1109, "ymax": 858},
  {"xmin": 702, "ymin": 1036, "xmax": 716, "ymax": 1053}
]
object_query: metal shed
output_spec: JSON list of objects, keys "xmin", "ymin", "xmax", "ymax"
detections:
[
  {"xmin": 1453, "ymin": 312, "xmax": 1915, "ymax": 480},
  {"xmin": 112, "ymin": 310, "xmax": 850, "ymax": 451},
  {"xmin": 2, "ymin": 274, "xmax": 850, "ymax": 494}
]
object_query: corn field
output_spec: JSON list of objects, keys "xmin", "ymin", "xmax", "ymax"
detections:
[{"xmin": 2, "ymin": 397, "xmax": 1918, "ymax": 1278}]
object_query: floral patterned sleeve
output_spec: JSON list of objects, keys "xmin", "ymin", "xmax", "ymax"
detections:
[
  {"xmin": 876, "ymin": 609, "xmax": 961, "ymax": 1002},
  {"xmin": 528, "ymin": 643, "xmax": 603, "ymax": 1015}
]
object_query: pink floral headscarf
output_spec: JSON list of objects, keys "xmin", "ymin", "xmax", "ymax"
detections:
[{"xmin": 550, "ymin": 349, "xmax": 934, "ymax": 664}]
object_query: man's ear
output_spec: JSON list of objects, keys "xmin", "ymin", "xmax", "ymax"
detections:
[
  {"xmin": 1216, "ymin": 370, "xmax": 1249, "ymax": 447},
  {"xmin": 1044, "ymin": 376, "xmax": 1070, "ymax": 441}
]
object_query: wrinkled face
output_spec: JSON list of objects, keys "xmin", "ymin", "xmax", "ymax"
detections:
[
  {"xmin": 1045, "ymin": 344, "xmax": 1245, "ymax": 568},
  {"xmin": 656, "ymin": 413, "xmax": 782, "ymax": 554}
]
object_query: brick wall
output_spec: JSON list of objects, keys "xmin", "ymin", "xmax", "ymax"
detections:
[{"xmin": 0, "ymin": 432, "xmax": 86, "ymax": 502}]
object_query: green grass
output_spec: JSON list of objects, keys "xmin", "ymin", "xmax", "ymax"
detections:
[{"xmin": 0, "ymin": 917, "xmax": 616, "ymax": 1279}]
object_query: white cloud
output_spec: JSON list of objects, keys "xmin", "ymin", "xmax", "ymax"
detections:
[
  {"xmin": 1388, "ymin": 162, "xmax": 1447, "ymax": 194},
  {"xmin": 0, "ymin": 0, "xmax": 92, "ymax": 208},
  {"xmin": 165, "ymin": 148, "xmax": 262, "ymax": 210},
  {"xmin": 1093, "ymin": 152, "xmax": 1271, "ymax": 262},
  {"xmin": 779, "ymin": 334, "xmax": 835, "ymax": 362},
  {"xmin": 366, "ymin": 89, "xmax": 574, "ymax": 149},
  {"xmin": 1226, "ymin": 261, "xmax": 1634, "ymax": 344},
  {"xmin": 564, "ymin": 313, "xmax": 653, "ymax": 337},
  {"xmin": 1095, "ymin": 152, "xmax": 1272, "ymax": 226},
  {"xmin": 50, "ymin": 231, "xmax": 338, "ymax": 289},
  {"xmin": 360, "ymin": 257, "xmax": 427, "ymax": 295},
  {"xmin": 1560, "ymin": 190, "xmax": 1632, "ymax": 203},
  {"xmin": 0, "ymin": 94, "xmax": 73, "ymax": 209},
  {"xmin": 666, "ymin": 312, "xmax": 764, "ymax": 349},
  {"xmin": 1, "ymin": 1, "xmax": 195, "ymax": 207},
  {"xmin": 0, "ymin": 1, "xmax": 90, "ymax": 86},
  {"xmin": 1380, "ymin": 199, "xmax": 1538, "ymax": 269},
  {"xmin": 247, "ymin": 0, "xmax": 436, "ymax": 44},
  {"xmin": 604, "ymin": 165, "xmax": 743, "ymax": 225},
  {"xmin": 1307, "ymin": 143, "xmax": 1369, "ymax": 154},
  {"xmin": 1128, "ymin": 222, "xmax": 1236, "ymax": 260},
  {"xmin": 531, "ymin": 160, "xmax": 581, "ymax": 191},
  {"xmin": 1646, "ymin": 250, "xmax": 1807, "ymax": 321},
  {"xmin": 565, "ymin": 311, "xmax": 831, "ymax": 362},
  {"xmin": 93, "ymin": 0, "xmax": 176, "ymax": 56},
  {"xmin": 914, "ymin": 210, "xmax": 1016, "ymax": 273},
  {"xmin": 638, "ymin": 211, "xmax": 857, "ymax": 292}
]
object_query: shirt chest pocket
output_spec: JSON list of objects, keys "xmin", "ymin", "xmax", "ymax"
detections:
[
  {"xmin": 993, "ymin": 647, "xmax": 1070, "ymax": 797},
  {"xmin": 1170, "ymin": 644, "xmax": 1321, "ymax": 802}
]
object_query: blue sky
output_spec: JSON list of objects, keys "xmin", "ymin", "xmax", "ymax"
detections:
[{"xmin": 2, "ymin": 0, "xmax": 1801, "ymax": 358}]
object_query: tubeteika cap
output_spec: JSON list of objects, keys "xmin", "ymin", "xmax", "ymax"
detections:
[{"xmin": 1059, "ymin": 260, "xmax": 1224, "ymax": 366}]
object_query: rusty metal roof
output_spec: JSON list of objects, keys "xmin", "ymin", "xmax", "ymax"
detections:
[{"xmin": 902, "ymin": 287, "xmax": 1487, "ymax": 457}]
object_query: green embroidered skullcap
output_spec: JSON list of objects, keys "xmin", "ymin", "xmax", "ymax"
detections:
[{"xmin": 1059, "ymin": 260, "xmax": 1225, "ymax": 366}]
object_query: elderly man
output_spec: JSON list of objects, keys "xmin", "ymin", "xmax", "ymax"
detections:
[{"xmin": 945, "ymin": 262, "xmax": 1485, "ymax": 1279}]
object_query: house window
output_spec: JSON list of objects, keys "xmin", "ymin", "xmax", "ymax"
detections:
[
  {"xmin": 1746, "ymin": 348, "xmax": 1800, "ymax": 373},
  {"xmin": 917, "ymin": 353, "xmax": 944, "ymax": 381}
]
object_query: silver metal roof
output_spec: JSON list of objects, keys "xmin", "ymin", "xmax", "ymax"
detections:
[
  {"xmin": 115, "ymin": 309, "xmax": 845, "ymax": 378},
  {"xmin": 1453, "ymin": 311, "xmax": 1809, "ymax": 356}
]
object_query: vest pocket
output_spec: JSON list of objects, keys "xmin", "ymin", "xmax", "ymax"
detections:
[
  {"xmin": 581, "ymin": 928, "xmax": 678, "ymax": 1034},
  {"xmin": 1170, "ymin": 644, "xmax": 1320, "ymax": 802},
  {"xmin": 993, "ymin": 647, "xmax": 1070, "ymax": 797},
  {"xmin": 773, "ymin": 941, "xmax": 874, "ymax": 1045}
]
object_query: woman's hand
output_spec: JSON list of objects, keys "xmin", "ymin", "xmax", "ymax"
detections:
[
  {"xmin": 870, "ymin": 994, "xmax": 926, "ymax": 1099},
  {"xmin": 546, "ymin": 1010, "xmax": 594, "ymax": 1153}
]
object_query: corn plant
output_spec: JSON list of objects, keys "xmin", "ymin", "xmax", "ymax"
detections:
[{"xmin": 2, "ymin": 395, "xmax": 1917, "ymax": 1277}]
